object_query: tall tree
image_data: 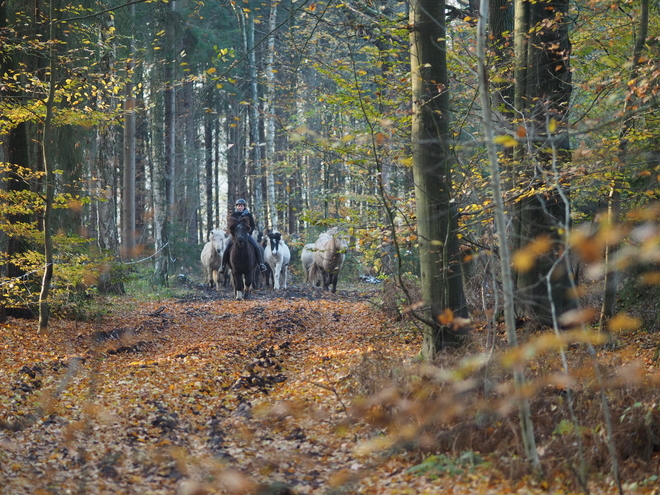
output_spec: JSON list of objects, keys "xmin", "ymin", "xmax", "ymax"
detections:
[
  {"xmin": 264, "ymin": 0, "xmax": 279, "ymax": 231},
  {"xmin": 38, "ymin": 0, "xmax": 58, "ymax": 334},
  {"xmin": 600, "ymin": 0, "xmax": 650, "ymax": 330},
  {"xmin": 204, "ymin": 103, "xmax": 214, "ymax": 233},
  {"xmin": 94, "ymin": 12, "xmax": 119, "ymax": 253},
  {"xmin": 122, "ymin": 3, "xmax": 137, "ymax": 259},
  {"xmin": 477, "ymin": 0, "xmax": 540, "ymax": 469},
  {"xmin": 152, "ymin": 0, "xmax": 178, "ymax": 285},
  {"xmin": 247, "ymin": 16, "xmax": 264, "ymax": 226},
  {"xmin": 410, "ymin": 0, "xmax": 468, "ymax": 356},
  {"xmin": 512, "ymin": 0, "xmax": 576, "ymax": 326}
]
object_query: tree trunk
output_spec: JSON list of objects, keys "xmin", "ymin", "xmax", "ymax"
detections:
[
  {"xmin": 205, "ymin": 111, "xmax": 214, "ymax": 232},
  {"xmin": 513, "ymin": 0, "xmax": 576, "ymax": 326},
  {"xmin": 164, "ymin": 0, "xmax": 177, "ymax": 213},
  {"xmin": 477, "ymin": 0, "xmax": 539, "ymax": 469},
  {"xmin": 38, "ymin": 0, "xmax": 58, "ymax": 335},
  {"xmin": 264, "ymin": 0, "xmax": 278, "ymax": 231},
  {"xmin": 410, "ymin": 0, "xmax": 467, "ymax": 356},
  {"xmin": 182, "ymin": 78, "xmax": 198, "ymax": 243},
  {"xmin": 248, "ymin": 17, "xmax": 264, "ymax": 227},
  {"xmin": 600, "ymin": 0, "xmax": 649, "ymax": 331},
  {"xmin": 122, "ymin": 3, "xmax": 136, "ymax": 260},
  {"xmin": 95, "ymin": 13, "xmax": 119, "ymax": 254},
  {"xmin": 152, "ymin": 2, "xmax": 175, "ymax": 286}
]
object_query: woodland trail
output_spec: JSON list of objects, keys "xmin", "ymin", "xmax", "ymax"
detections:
[
  {"xmin": 0, "ymin": 283, "xmax": 651, "ymax": 494},
  {"xmin": 0, "ymin": 283, "xmax": 416, "ymax": 494}
]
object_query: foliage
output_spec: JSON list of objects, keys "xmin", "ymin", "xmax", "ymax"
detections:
[
  {"xmin": 407, "ymin": 452, "xmax": 487, "ymax": 478},
  {"xmin": 0, "ymin": 234, "xmax": 130, "ymax": 320},
  {"xmin": 379, "ymin": 273, "xmax": 422, "ymax": 321}
]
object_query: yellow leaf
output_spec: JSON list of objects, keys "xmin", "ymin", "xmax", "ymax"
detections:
[
  {"xmin": 512, "ymin": 235, "xmax": 552, "ymax": 272},
  {"xmin": 548, "ymin": 118, "xmax": 557, "ymax": 133},
  {"xmin": 640, "ymin": 271, "xmax": 660, "ymax": 285},
  {"xmin": 607, "ymin": 313, "xmax": 641, "ymax": 333},
  {"xmin": 493, "ymin": 135, "xmax": 518, "ymax": 147}
]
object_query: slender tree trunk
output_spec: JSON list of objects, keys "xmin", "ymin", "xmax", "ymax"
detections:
[
  {"xmin": 164, "ymin": 0, "xmax": 177, "ymax": 212},
  {"xmin": 264, "ymin": 0, "xmax": 278, "ymax": 231},
  {"xmin": 38, "ymin": 0, "xmax": 58, "ymax": 334},
  {"xmin": 205, "ymin": 111, "xmax": 214, "ymax": 232},
  {"xmin": 182, "ymin": 78, "xmax": 198, "ymax": 243},
  {"xmin": 213, "ymin": 114, "xmax": 221, "ymax": 231},
  {"xmin": 122, "ymin": 3, "xmax": 136, "ymax": 260},
  {"xmin": 410, "ymin": 0, "xmax": 467, "ymax": 356},
  {"xmin": 600, "ymin": 0, "xmax": 649, "ymax": 331},
  {"xmin": 248, "ymin": 17, "xmax": 264, "ymax": 225},
  {"xmin": 152, "ymin": 1, "xmax": 176, "ymax": 285},
  {"xmin": 477, "ymin": 0, "xmax": 539, "ymax": 469},
  {"xmin": 95, "ymin": 13, "xmax": 119, "ymax": 254}
]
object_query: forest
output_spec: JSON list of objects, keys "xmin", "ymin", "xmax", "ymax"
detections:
[{"xmin": 1, "ymin": 0, "xmax": 660, "ymax": 493}]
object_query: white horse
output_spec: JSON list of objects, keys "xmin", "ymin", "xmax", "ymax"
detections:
[
  {"xmin": 264, "ymin": 231, "xmax": 291, "ymax": 289},
  {"xmin": 301, "ymin": 243, "xmax": 319, "ymax": 286},
  {"xmin": 309, "ymin": 227, "xmax": 348, "ymax": 293},
  {"xmin": 201, "ymin": 228, "xmax": 229, "ymax": 290}
]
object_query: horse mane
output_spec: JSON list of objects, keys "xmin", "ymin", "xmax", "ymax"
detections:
[{"xmin": 320, "ymin": 227, "xmax": 346, "ymax": 252}]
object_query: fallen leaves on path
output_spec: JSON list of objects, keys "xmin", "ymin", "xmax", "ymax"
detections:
[{"xmin": 1, "ymin": 288, "xmax": 659, "ymax": 494}]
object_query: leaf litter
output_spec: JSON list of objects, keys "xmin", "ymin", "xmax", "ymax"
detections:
[{"xmin": 0, "ymin": 284, "xmax": 659, "ymax": 494}]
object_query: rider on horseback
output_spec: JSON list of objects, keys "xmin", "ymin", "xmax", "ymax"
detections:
[{"xmin": 219, "ymin": 199, "xmax": 267, "ymax": 274}]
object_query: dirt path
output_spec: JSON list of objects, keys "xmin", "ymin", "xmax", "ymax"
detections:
[
  {"xmin": 1, "ymin": 283, "xmax": 652, "ymax": 494},
  {"xmin": 0, "ymin": 284, "xmax": 420, "ymax": 494}
]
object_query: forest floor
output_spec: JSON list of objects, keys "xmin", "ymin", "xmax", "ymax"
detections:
[{"xmin": 1, "ymin": 280, "xmax": 660, "ymax": 494}]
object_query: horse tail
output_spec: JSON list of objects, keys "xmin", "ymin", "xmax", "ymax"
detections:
[{"xmin": 308, "ymin": 261, "xmax": 322, "ymax": 287}]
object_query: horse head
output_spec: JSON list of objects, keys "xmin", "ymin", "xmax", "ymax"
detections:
[
  {"xmin": 209, "ymin": 228, "xmax": 227, "ymax": 255},
  {"xmin": 233, "ymin": 216, "xmax": 251, "ymax": 248},
  {"xmin": 267, "ymin": 231, "xmax": 282, "ymax": 254}
]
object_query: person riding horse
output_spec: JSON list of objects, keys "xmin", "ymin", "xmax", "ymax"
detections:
[{"xmin": 220, "ymin": 199, "xmax": 267, "ymax": 274}]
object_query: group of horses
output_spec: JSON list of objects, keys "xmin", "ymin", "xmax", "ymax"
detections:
[{"xmin": 201, "ymin": 217, "xmax": 347, "ymax": 300}]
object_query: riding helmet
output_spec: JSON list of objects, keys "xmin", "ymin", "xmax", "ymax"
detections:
[{"xmin": 235, "ymin": 198, "xmax": 247, "ymax": 206}]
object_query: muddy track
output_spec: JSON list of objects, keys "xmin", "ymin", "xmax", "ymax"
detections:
[{"xmin": 178, "ymin": 281, "xmax": 380, "ymax": 304}]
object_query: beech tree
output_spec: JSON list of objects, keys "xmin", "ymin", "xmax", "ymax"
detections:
[
  {"xmin": 410, "ymin": 0, "xmax": 468, "ymax": 355},
  {"xmin": 512, "ymin": 0, "xmax": 576, "ymax": 326}
]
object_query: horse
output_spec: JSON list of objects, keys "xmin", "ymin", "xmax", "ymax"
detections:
[
  {"xmin": 251, "ymin": 236, "xmax": 268, "ymax": 289},
  {"xmin": 264, "ymin": 231, "xmax": 291, "ymax": 289},
  {"xmin": 308, "ymin": 227, "xmax": 348, "ymax": 293},
  {"xmin": 301, "ymin": 243, "xmax": 319, "ymax": 287},
  {"xmin": 200, "ymin": 228, "xmax": 229, "ymax": 290},
  {"xmin": 227, "ymin": 215, "xmax": 258, "ymax": 300}
]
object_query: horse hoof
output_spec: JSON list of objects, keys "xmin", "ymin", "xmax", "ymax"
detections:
[{"xmin": 235, "ymin": 291, "xmax": 243, "ymax": 300}]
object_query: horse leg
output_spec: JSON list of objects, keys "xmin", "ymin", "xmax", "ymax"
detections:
[
  {"xmin": 274, "ymin": 261, "xmax": 281, "ymax": 289},
  {"xmin": 205, "ymin": 266, "xmax": 212, "ymax": 289},
  {"xmin": 330, "ymin": 272, "xmax": 338, "ymax": 293},
  {"xmin": 282, "ymin": 265, "xmax": 288, "ymax": 289},
  {"xmin": 233, "ymin": 272, "xmax": 244, "ymax": 300},
  {"xmin": 242, "ymin": 272, "xmax": 252, "ymax": 299}
]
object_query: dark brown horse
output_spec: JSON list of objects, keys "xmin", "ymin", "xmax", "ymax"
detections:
[{"xmin": 227, "ymin": 215, "xmax": 257, "ymax": 300}]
